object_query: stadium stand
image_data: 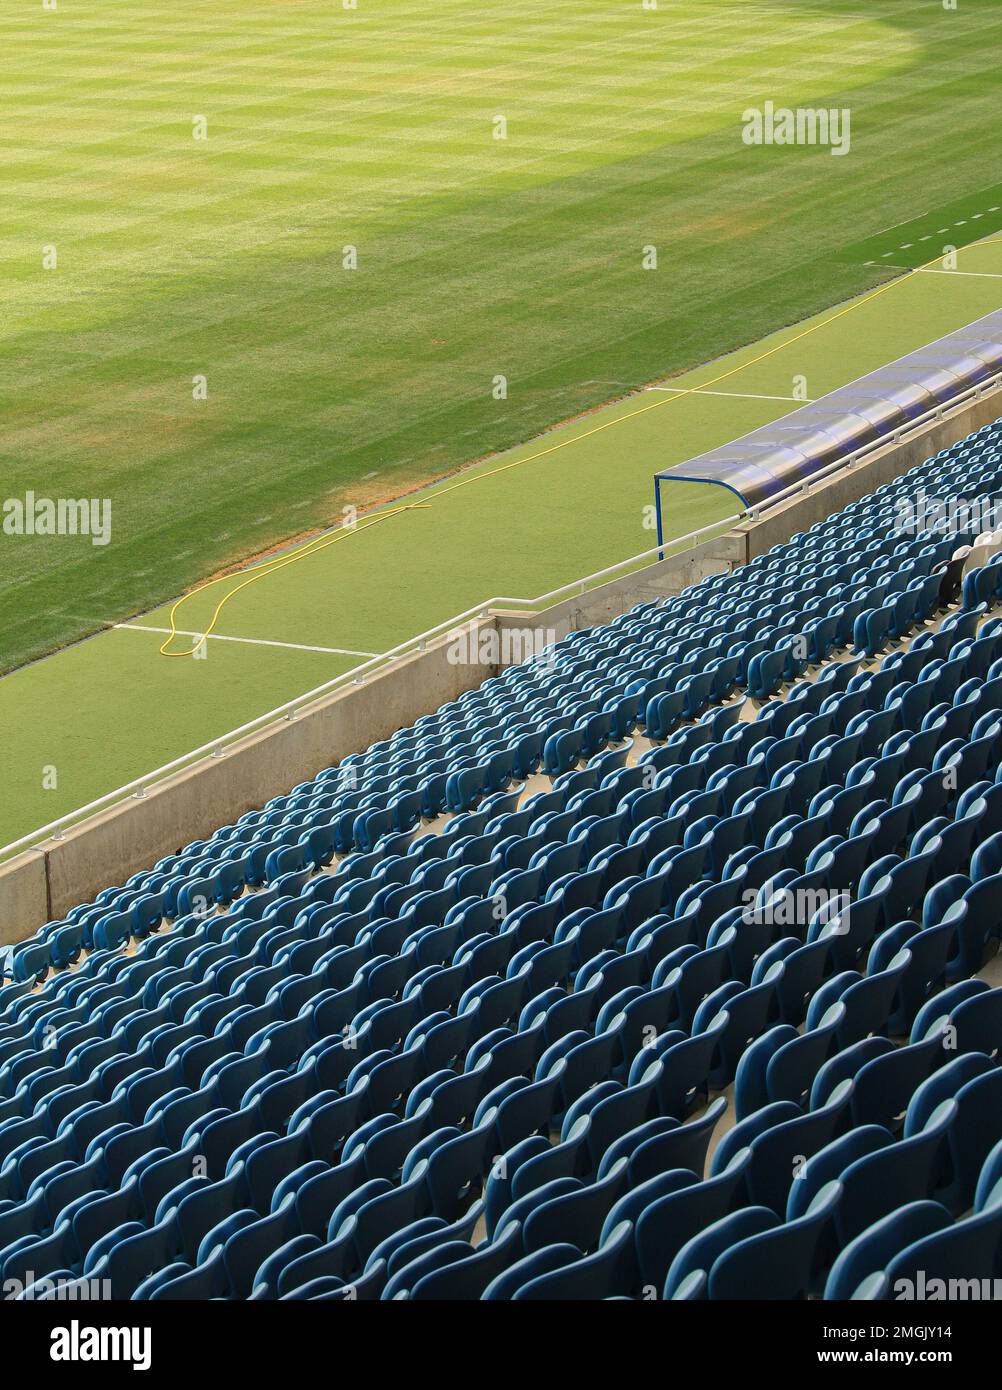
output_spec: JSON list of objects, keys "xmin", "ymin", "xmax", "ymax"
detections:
[{"xmin": 3, "ymin": 417, "xmax": 1002, "ymax": 1300}]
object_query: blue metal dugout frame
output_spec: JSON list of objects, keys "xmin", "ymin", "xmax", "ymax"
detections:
[{"xmin": 654, "ymin": 307, "xmax": 1002, "ymax": 553}]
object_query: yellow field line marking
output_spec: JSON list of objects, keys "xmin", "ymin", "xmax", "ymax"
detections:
[{"xmin": 158, "ymin": 501, "xmax": 429, "ymax": 656}]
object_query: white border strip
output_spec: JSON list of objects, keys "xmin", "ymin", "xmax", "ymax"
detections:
[
  {"xmin": 916, "ymin": 269, "xmax": 1002, "ymax": 280},
  {"xmin": 645, "ymin": 387, "xmax": 817, "ymax": 403},
  {"xmin": 114, "ymin": 623, "xmax": 379, "ymax": 659}
]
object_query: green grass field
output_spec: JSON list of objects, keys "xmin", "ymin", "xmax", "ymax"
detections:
[
  {"xmin": 2, "ymin": 0, "xmax": 1001, "ymax": 675},
  {"xmin": 4, "ymin": 0, "xmax": 1002, "ymax": 852}
]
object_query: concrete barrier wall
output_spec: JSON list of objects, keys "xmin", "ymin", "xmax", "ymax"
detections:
[
  {"xmin": 0, "ymin": 853, "xmax": 49, "ymax": 948},
  {"xmin": 2, "ymin": 378, "xmax": 1000, "ymax": 941},
  {"xmin": 492, "ymin": 528, "xmax": 747, "ymax": 661},
  {"xmin": 3, "ymin": 619, "xmax": 497, "ymax": 932}
]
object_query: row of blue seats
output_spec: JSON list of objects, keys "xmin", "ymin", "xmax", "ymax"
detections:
[{"xmin": 3, "ymin": 750, "xmax": 995, "ymax": 1289}]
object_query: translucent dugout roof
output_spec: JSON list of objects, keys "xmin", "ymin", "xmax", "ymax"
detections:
[{"xmin": 654, "ymin": 308, "xmax": 1002, "ymax": 509}]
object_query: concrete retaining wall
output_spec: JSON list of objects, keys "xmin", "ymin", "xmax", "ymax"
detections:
[
  {"xmin": 2, "ymin": 619, "xmax": 497, "ymax": 932},
  {"xmin": 0, "ymin": 853, "xmax": 49, "ymax": 948},
  {"xmin": 494, "ymin": 528, "xmax": 747, "ymax": 651}
]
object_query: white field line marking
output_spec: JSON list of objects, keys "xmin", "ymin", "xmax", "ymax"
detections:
[
  {"xmin": 896, "ymin": 209, "xmax": 1002, "ymax": 249},
  {"xmin": 115, "ymin": 622, "xmax": 379, "ymax": 658},
  {"xmin": 872, "ymin": 207, "xmax": 1002, "ymax": 258},
  {"xmin": 645, "ymin": 386, "xmax": 816, "ymax": 403},
  {"xmin": 915, "ymin": 268, "xmax": 1002, "ymax": 280}
]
